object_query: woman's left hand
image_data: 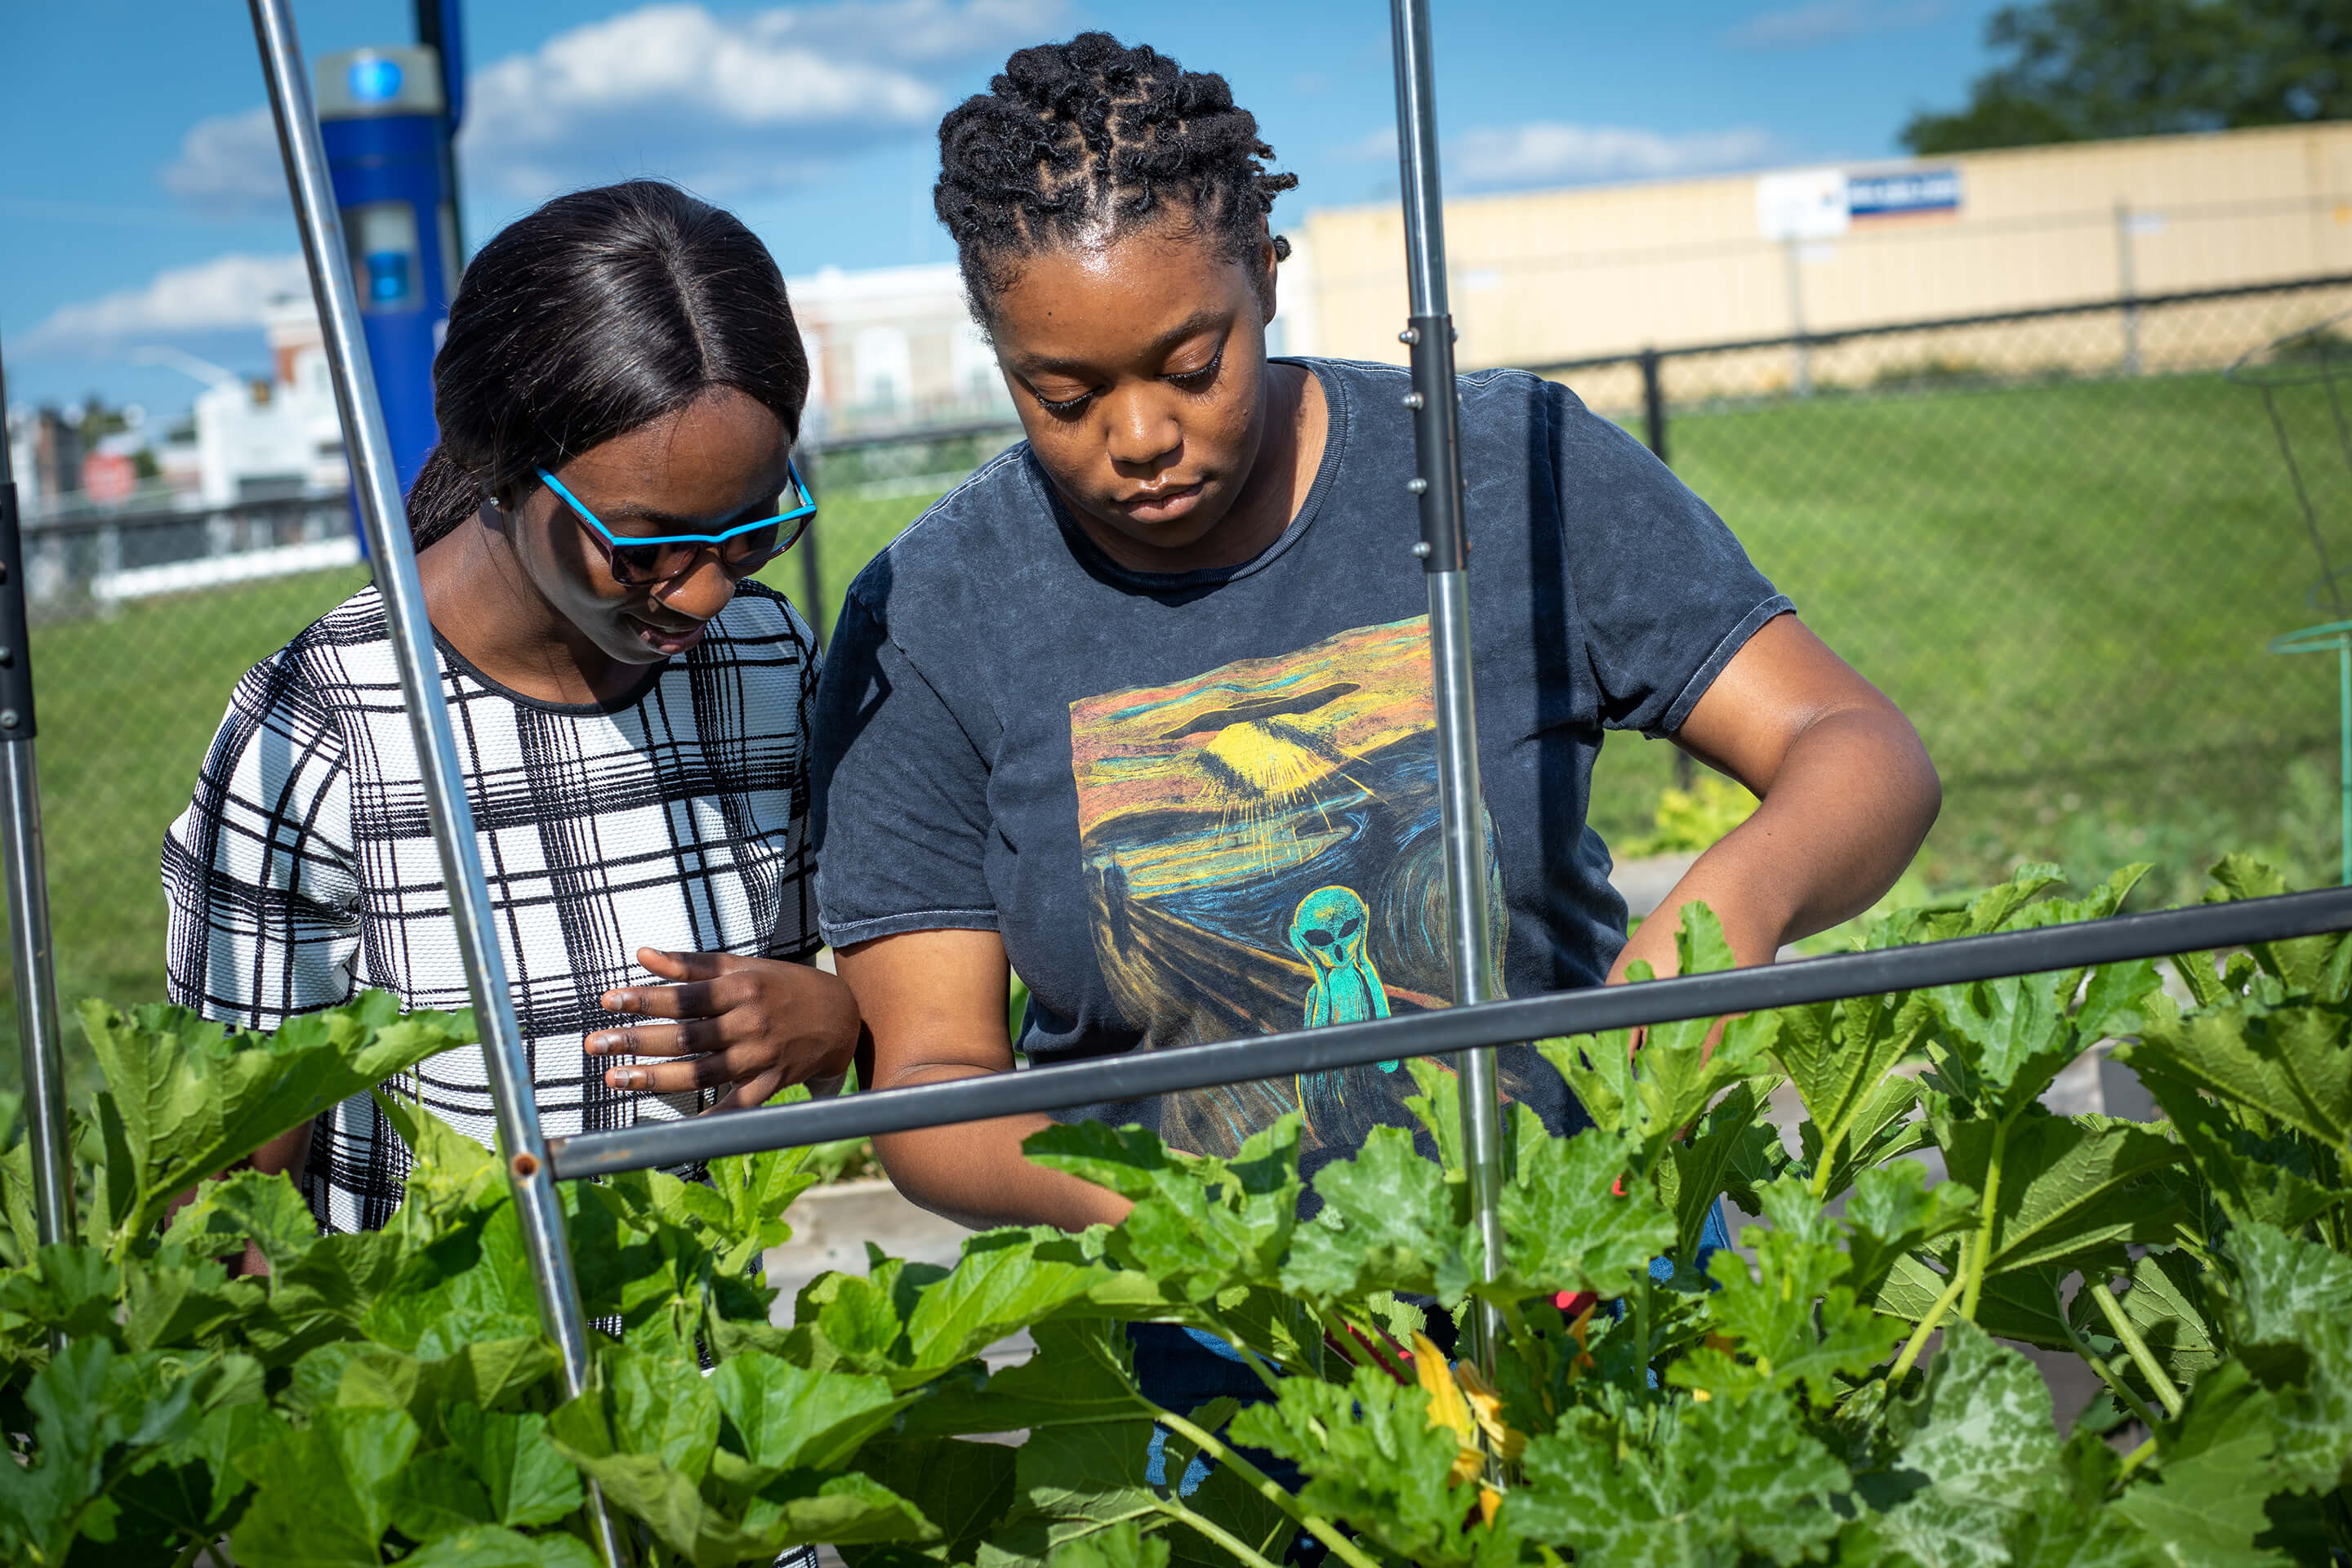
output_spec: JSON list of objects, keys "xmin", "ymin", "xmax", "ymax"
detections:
[{"xmin": 589, "ymin": 947, "xmax": 860, "ymax": 1111}]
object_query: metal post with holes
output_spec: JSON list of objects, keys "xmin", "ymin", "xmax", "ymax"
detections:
[
  {"xmin": 1388, "ymin": 0, "xmax": 1510, "ymax": 1388},
  {"xmin": 243, "ymin": 1, "xmax": 626, "ymax": 1560},
  {"xmin": 0, "ymin": 341, "xmax": 75, "ymax": 1272}
]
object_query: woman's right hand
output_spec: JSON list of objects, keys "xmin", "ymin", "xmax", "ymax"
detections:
[{"xmin": 834, "ymin": 929, "xmax": 1131, "ymax": 1234}]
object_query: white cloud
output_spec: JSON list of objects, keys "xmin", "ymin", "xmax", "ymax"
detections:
[
  {"xmin": 162, "ymin": 106, "xmax": 286, "ymax": 219},
  {"xmin": 458, "ymin": 0, "xmax": 1065, "ymax": 196},
  {"xmin": 1450, "ymin": 123, "xmax": 1776, "ymax": 188},
  {"xmin": 151, "ymin": 0, "xmax": 1063, "ymax": 214},
  {"xmin": 1722, "ymin": 0, "xmax": 1944, "ymax": 50},
  {"xmin": 13, "ymin": 254, "xmax": 308, "ymax": 355}
]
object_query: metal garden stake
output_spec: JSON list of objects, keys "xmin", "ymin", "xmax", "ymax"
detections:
[
  {"xmin": 0, "ymin": 342, "xmax": 77, "ymax": 1277},
  {"xmin": 243, "ymin": 2, "xmax": 626, "ymax": 1560},
  {"xmin": 1388, "ymin": 0, "xmax": 1512, "ymax": 1387}
]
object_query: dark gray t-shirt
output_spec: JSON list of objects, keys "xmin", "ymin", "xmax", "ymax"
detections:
[{"xmin": 811, "ymin": 357, "xmax": 1789, "ymax": 1184}]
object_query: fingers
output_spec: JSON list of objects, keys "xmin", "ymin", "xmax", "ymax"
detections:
[
  {"xmin": 600, "ymin": 978, "xmax": 722, "ymax": 1019},
  {"xmin": 600, "ymin": 948, "xmax": 751, "ymax": 1015},
  {"xmin": 586, "ymin": 1018, "xmax": 724, "ymax": 1060},
  {"xmin": 634, "ymin": 947, "xmax": 733, "ymax": 982},
  {"xmin": 710, "ymin": 1068, "xmax": 787, "ymax": 1114},
  {"xmin": 596, "ymin": 1045, "xmax": 751, "ymax": 1097}
]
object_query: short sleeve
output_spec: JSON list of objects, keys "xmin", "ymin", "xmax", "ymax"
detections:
[
  {"xmin": 1545, "ymin": 379, "xmax": 1792, "ymax": 737},
  {"xmin": 809, "ymin": 589, "xmax": 1000, "ymax": 947},
  {"xmin": 163, "ymin": 654, "xmax": 363, "ymax": 1028}
]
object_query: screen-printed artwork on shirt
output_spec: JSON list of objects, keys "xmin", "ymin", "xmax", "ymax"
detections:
[{"xmin": 1068, "ymin": 615, "xmax": 1533, "ymax": 1160}]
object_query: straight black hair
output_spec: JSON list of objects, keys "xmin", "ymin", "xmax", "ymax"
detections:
[{"xmin": 405, "ymin": 180, "xmax": 809, "ymax": 549}]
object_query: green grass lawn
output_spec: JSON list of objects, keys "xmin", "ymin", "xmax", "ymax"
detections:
[
  {"xmin": 7, "ymin": 565, "xmax": 374, "ymax": 1091},
  {"xmin": 1588, "ymin": 371, "xmax": 2344, "ymax": 903},
  {"xmin": 5, "ymin": 367, "xmax": 2335, "ymax": 1087}
]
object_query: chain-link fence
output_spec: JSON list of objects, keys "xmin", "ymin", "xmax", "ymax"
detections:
[
  {"xmin": 11, "ymin": 273, "xmax": 2349, "ymax": 1084},
  {"xmin": 1544, "ymin": 273, "xmax": 2352, "ymax": 907}
]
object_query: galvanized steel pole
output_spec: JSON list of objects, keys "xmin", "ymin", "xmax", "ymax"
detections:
[
  {"xmin": 243, "ymin": 3, "xmax": 624, "ymax": 1560},
  {"xmin": 1388, "ymin": 0, "xmax": 1510, "ymax": 1383},
  {"xmin": 0, "ymin": 345, "xmax": 76, "ymax": 1273}
]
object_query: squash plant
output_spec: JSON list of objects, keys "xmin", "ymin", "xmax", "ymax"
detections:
[{"xmin": 0, "ymin": 858, "xmax": 2345, "ymax": 1566}]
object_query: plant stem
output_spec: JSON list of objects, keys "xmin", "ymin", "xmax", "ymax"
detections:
[
  {"xmin": 1164, "ymin": 1499, "xmax": 1289, "ymax": 1568},
  {"xmin": 2086, "ymin": 1351, "xmax": 2164, "ymax": 1432},
  {"xmin": 1958, "ymin": 1114, "xmax": 2011, "ymax": 1322},
  {"xmin": 1198, "ymin": 1308, "xmax": 1287, "ymax": 1397},
  {"xmin": 1888, "ymin": 1264, "xmax": 1968, "ymax": 1384},
  {"xmin": 2086, "ymin": 1281, "xmax": 2183, "ymax": 1418},
  {"xmin": 1809, "ymin": 1120, "xmax": 1846, "ymax": 1200},
  {"xmin": 1152, "ymin": 1405, "xmax": 1382, "ymax": 1568},
  {"xmin": 2055, "ymin": 1289, "xmax": 2165, "ymax": 1433},
  {"xmin": 2116, "ymin": 1434, "xmax": 2158, "ymax": 1481},
  {"xmin": 166, "ymin": 1538, "xmax": 211, "ymax": 1568}
]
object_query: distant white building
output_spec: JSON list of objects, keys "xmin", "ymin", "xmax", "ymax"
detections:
[
  {"xmin": 4, "ymin": 412, "xmax": 37, "ymax": 510},
  {"xmin": 786, "ymin": 264, "xmax": 1008, "ymax": 436},
  {"xmin": 191, "ymin": 296, "xmax": 347, "ymax": 506},
  {"xmin": 783, "ymin": 249, "xmax": 1323, "ymax": 432}
]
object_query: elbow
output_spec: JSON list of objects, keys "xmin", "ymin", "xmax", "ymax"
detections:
[{"xmin": 1904, "ymin": 716, "xmax": 1941, "ymax": 835}]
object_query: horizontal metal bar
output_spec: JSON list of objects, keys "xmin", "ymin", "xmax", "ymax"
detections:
[
  {"xmin": 1521, "ymin": 270, "xmax": 2352, "ymax": 379},
  {"xmin": 547, "ymin": 883, "xmax": 2352, "ymax": 1180},
  {"xmin": 20, "ymin": 492, "xmax": 348, "ymax": 540}
]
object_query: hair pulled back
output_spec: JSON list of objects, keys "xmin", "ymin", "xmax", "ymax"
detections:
[
  {"xmin": 933, "ymin": 33, "xmax": 1297, "ymax": 318},
  {"xmin": 404, "ymin": 180, "xmax": 808, "ymax": 549}
]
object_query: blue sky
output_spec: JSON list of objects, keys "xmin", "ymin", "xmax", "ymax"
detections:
[{"xmin": 1, "ymin": 0, "xmax": 2007, "ymax": 421}]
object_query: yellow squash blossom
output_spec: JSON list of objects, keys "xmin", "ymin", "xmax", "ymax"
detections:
[{"xmin": 1412, "ymin": 1330, "xmax": 1526, "ymax": 1517}]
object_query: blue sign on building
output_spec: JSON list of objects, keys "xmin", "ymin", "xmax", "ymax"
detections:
[{"xmin": 1847, "ymin": 168, "xmax": 1962, "ymax": 220}]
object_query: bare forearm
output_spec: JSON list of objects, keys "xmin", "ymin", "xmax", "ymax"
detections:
[
  {"xmin": 872, "ymin": 1067, "xmax": 1131, "ymax": 1232},
  {"xmin": 250, "ymin": 1120, "xmax": 314, "ymax": 1178},
  {"xmin": 1619, "ymin": 706, "xmax": 1937, "ymax": 978}
]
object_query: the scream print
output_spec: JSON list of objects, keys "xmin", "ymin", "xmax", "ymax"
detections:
[{"xmin": 1068, "ymin": 616, "xmax": 1526, "ymax": 1160}]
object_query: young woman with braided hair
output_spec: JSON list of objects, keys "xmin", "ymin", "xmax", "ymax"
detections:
[{"xmin": 812, "ymin": 32, "xmax": 1939, "ymax": 1438}]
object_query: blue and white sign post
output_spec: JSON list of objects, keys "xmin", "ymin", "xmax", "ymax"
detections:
[{"xmin": 315, "ymin": 45, "xmax": 459, "ymax": 511}]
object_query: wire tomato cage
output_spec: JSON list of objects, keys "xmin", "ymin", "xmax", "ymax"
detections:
[{"xmin": 4, "ymin": 7, "xmax": 2352, "ymax": 1566}]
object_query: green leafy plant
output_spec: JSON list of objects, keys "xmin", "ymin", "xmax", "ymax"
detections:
[
  {"xmin": 3, "ymin": 863, "xmax": 2350, "ymax": 1566},
  {"xmin": 1619, "ymin": 774, "xmax": 1758, "ymax": 858}
]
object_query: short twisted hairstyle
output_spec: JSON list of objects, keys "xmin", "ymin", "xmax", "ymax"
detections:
[{"xmin": 933, "ymin": 33, "xmax": 1298, "ymax": 319}]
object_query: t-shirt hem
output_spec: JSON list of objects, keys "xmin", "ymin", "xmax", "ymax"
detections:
[
  {"xmin": 1650, "ymin": 594, "xmax": 1795, "ymax": 737},
  {"xmin": 818, "ymin": 908, "xmax": 1002, "ymax": 947}
]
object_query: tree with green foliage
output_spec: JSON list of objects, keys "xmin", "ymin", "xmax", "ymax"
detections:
[{"xmin": 1903, "ymin": 0, "xmax": 2352, "ymax": 155}]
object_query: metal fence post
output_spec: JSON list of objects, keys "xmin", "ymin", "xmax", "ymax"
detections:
[
  {"xmin": 0, "ymin": 343, "xmax": 76, "ymax": 1276},
  {"xmin": 242, "ymin": 2, "xmax": 626, "ymax": 1561},
  {"xmin": 1639, "ymin": 346, "xmax": 1669, "ymax": 469},
  {"xmin": 1781, "ymin": 238, "xmax": 1812, "ymax": 398},
  {"xmin": 1638, "ymin": 346, "xmax": 1695, "ymax": 792},
  {"xmin": 797, "ymin": 450, "xmax": 826, "ymax": 649},
  {"xmin": 2116, "ymin": 203, "xmax": 2142, "ymax": 376},
  {"xmin": 1388, "ymin": 0, "xmax": 1510, "ymax": 1388}
]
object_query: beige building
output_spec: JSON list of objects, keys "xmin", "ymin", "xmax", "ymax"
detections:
[
  {"xmin": 787, "ymin": 262, "xmax": 1010, "ymax": 436},
  {"xmin": 1278, "ymin": 121, "xmax": 2352, "ymax": 398}
]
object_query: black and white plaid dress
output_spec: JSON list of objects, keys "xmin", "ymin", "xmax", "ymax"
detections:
[{"xmin": 163, "ymin": 580, "xmax": 822, "ymax": 1233}]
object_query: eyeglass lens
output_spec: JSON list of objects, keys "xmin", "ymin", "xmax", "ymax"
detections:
[{"xmin": 599, "ymin": 494, "xmax": 808, "ymax": 585}]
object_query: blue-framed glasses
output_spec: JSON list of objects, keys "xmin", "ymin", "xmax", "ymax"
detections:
[{"xmin": 535, "ymin": 462, "xmax": 815, "ymax": 586}]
